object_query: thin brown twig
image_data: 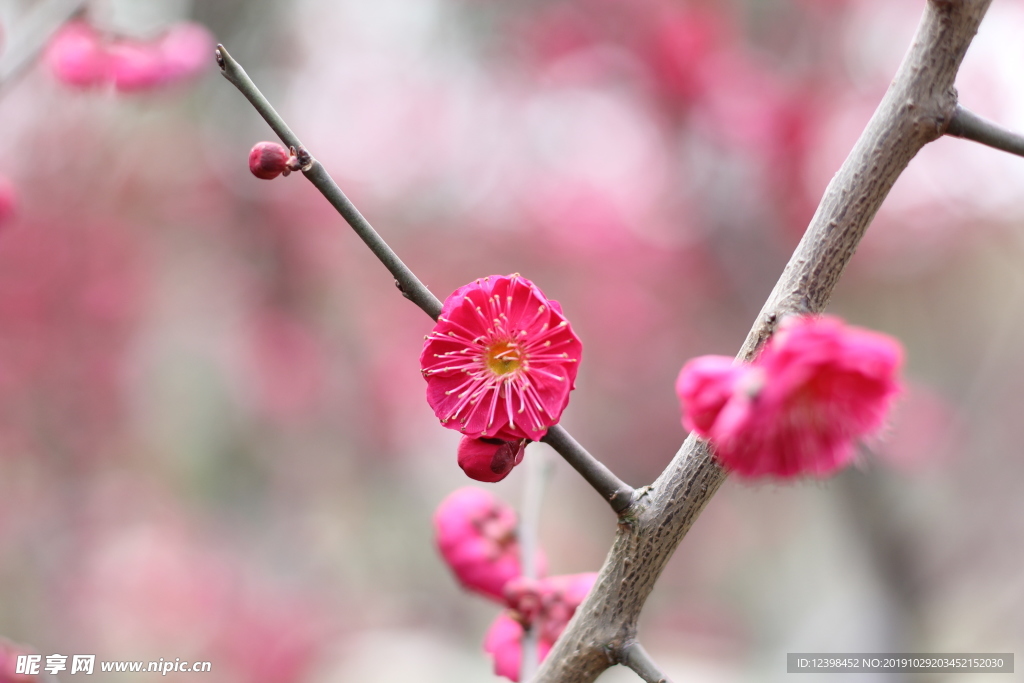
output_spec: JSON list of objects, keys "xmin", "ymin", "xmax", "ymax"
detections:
[
  {"xmin": 541, "ymin": 426, "xmax": 634, "ymax": 514},
  {"xmin": 215, "ymin": 43, "xmax": 636, "ymax": 515},
  {"xmin": 215, "ymin": 44, "xmax": 444, "ymax": 321}
]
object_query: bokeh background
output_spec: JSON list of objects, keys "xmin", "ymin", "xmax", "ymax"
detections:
[{"xmin": 0, "ymin": 0, "xmax": 1022, "ymax": 681}]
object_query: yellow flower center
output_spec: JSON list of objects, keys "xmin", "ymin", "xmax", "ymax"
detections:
[{"xmin": 484, "ymin": 339, "xmax": 523, "ymax": 376}]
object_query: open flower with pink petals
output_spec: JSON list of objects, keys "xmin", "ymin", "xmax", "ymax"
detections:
[
  {"xmin": 676, "ymin": 315, "xmax": 903, "ymax": 478},
  {"xmin": 421, "ymin": 274, "xmax": 582, "ymax": 442}
]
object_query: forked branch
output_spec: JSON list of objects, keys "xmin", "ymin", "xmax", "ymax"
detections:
[
  {"xmin": 946, "ymin": 105, "xmax": 1024, "ymax": 158},
  {"xmin": 620, "ymin": 642, "xmax": 674, "ymax": 683},
  {"xmin": 534, "ymin": 1, "xmax": 993, "ymax": 681}
]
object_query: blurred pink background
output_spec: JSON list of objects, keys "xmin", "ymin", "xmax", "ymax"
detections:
[{"xmin": 0, "ymin": 0, "xmax": 1022, "ymax": 680}]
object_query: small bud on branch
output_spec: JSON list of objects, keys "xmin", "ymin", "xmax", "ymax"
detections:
[{"xmin": 248, "ymin": 141, "xmax": 291, "ymax": 179}]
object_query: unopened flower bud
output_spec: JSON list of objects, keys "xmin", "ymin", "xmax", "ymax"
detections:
[
  {"xmin": 457, "ymin": 436, "xmax": 526, "ymax": 483},
  {"xmin": 248, "ymin": 142, "xmax": 291, "ymax": 180}
]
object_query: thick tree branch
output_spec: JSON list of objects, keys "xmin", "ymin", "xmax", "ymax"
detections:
[
  {"xmin": 620, "ymin": 642, "xmax": 673, "ymax": 683},
  {"xmin": 534, "ymin": 1, "xmax": 993, "ymax": 681},
  {"xmin": 215, "ymin": 44, "xmax": 635, "ymax": 514},
  {"xmin": 946, "ymin": 105, "xmax": 1024, "ymax": 158}
]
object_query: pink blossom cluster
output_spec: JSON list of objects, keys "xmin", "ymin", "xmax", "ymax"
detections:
[
  {"xmin": 434, "ymin": 488, "xmax": 597, "ymax": 680},
  {"xmin": 676, "ymin": 315, "xmax": 903, "ymax": 478},
  {"xmin": 45, "ymin": 21, "xmax": 212, "ymax": 92},
  {"xmin": 421, "ymin": 274, "xmax": 582, "ymax": 482},
  {"xmin": 486, "ymin": 573, "xmax": 598, "ymax": 680},
  {"xmin": 434, "ymin": 487, "xmax": 534, "ymax": 601}
]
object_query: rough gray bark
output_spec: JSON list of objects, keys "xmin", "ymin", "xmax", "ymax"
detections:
[{"xmin": 533, "ymin": 1, "xmax": 993, "ymax": 681}]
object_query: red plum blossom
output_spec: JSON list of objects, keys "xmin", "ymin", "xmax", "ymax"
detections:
[
  {"xmin": 421, "ymin": 274, "xmax": 582, "ymax": 442},
  {"xmin": 433, "ymin": 487, "xmax": 544, "ymax": 602},
  {"xmin": 677, "ymin": 315, "xmax": 903, "ymax": 478},
  {"xmin": 433, "ymin": 490, "xmax": 598, "ymax": 680}
]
